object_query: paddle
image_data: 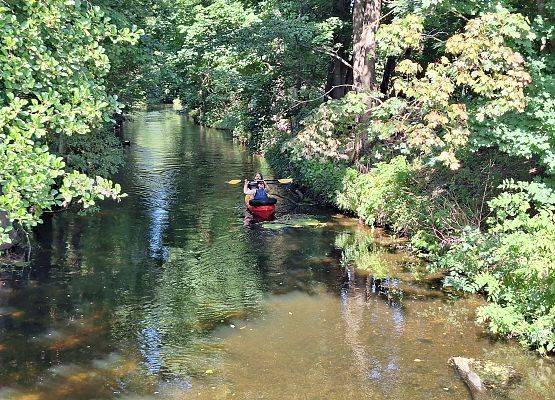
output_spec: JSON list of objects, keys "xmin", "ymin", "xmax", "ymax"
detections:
[{"xmin": 226, "ymin": 178, "xmax": 293, "ymax": 185}]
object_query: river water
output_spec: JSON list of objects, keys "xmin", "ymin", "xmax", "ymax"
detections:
[{"xmin": 0, "ymin": 110, "xmax": 553, "ymax": 399}]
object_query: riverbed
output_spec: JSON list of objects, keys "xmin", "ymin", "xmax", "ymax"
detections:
[{"xmin": 0, "ymin": 109, "xmax": 553, "ymax": 399}]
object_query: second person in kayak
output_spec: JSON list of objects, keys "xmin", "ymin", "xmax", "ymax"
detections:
[
  {"xmin": 246, "ymin": 172, "xmax": 267, "ymax": 190},
  {"xmin": 243, "ymin": 176, "xmax": 277, "ymax": 206}
]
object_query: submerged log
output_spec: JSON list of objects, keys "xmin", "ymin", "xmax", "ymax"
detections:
[
  {"xmin": 449, "ymin": 357, "xmax": 520, "ymax": 399},
  {"xmin": 450, "ymin": 357, "xmax": 486, "ymax": 399}
]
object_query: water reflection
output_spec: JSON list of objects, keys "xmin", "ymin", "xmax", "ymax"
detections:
[
  {"xmin": 0, "ymin": 110, "xmax": 552, "ymax": 400},
  {"xmin": 339, "ymin": 273, "xmax": 403, "ymax": 393},
  {"xmin": 128, "ymin": 112, "xmax": 184, "ymax": 260},
  {"xmin": 139, "ymin": 327, "xmax": 163, "ymax": 374}
]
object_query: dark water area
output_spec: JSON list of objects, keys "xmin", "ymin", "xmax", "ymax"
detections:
[{"xmin": 0, "ymin": 110, "xmax": 553, "ymax": 399}]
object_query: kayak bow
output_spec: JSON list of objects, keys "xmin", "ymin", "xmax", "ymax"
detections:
[
  {"xmin": 245, "ymin": 195, "xmax": 276, "ymax": 220},
  {"xmin": 247, "ymin": 203, "xmax": 276, "ymax": 220}
]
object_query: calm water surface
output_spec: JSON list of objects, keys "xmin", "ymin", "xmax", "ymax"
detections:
[{"xmin": 0, "ymin": 110, "xmax": 553, "ymax": 399}]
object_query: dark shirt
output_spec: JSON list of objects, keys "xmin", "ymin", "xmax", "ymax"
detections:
[{"xmin": 253, "ymin": 187, "xmax": 269, "ymax": 200}]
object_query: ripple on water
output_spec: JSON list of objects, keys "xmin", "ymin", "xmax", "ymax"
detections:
[{"xmin": 1, "ymin": 110, "xmax": 552, "ymax": 400}]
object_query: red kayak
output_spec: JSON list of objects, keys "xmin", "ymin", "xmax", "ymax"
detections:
[
  {"xmin": 247, "ymin": 203, "xmax": 276, "ymax": 220},
  {"xmin": 245, "ymin": 195, "xmax": 276, "ymax": 220}
]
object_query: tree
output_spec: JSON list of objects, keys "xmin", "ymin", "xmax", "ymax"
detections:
[
  {"xmin": 352, "ymin": 0, "xmax": 381, "ymax": 93},
  {"xmin": 172, "ymin": 0, "xmax": 340, "ymax": 146},
  {"xmin": 0, "ymin": 0, "xmax": 139, "ymax": 245},
  {"xmin": 325, "ymin": 0, "xmax": 352, "ymax": 100}
]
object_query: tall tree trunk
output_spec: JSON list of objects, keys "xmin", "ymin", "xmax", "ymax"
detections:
[
  {"xmin": 352, "ymin": 0, "xmax": 381, "ymax": 93},
  {"xmin": 326, "ymin": 48, "xmax": 350, "ymax": 99},
  {"xmin": 537, "ymin": 0, "xmax": 544, "ymax": 15},
  {"xmin": 380, "ymin": 56, "xmax": 396, "ymax": 94},
  {"xmin": 351, "ymin": 0, "xmax": 381, "ymax": 164},
  {"xmin": 325, "ymin": 0, "xmax": 352, "ymax": 100}
]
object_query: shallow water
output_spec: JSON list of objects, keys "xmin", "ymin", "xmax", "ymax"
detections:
[{"xmin": 0, "ymin": 109, "xmax": 553, "ymax": 399}]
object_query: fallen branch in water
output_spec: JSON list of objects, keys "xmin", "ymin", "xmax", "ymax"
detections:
[{"xmin": 449, "ymin": 357, "xmax": 485, "ymax": 399}]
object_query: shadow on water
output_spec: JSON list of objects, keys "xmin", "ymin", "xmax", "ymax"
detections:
[{"xmin": 0, "ymin": 109, "xmax": 553, "ymax": 400}]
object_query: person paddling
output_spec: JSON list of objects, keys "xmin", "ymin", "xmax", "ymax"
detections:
[
  {"xmin": 243, "ymin": 174, "xmax": 276, "ymax": 206},
  {"xmin": 246, "ymin": 172, "xmax": 267, "ymax": 190}
]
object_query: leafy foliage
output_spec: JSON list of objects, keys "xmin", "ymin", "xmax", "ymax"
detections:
[
  {"xmin": 263, "ymin": 1, "xmax": 554, "ymax": 353},
  {"xmin": 376, "ymin": 14, "xmax": 424, "ymax": 57},
  {"xmin": 287, "ymin": 92, "xmax": 369, "ymax": 161},
  {"xmin": 0, "ymin": 1, "xmax": 138, "ymax": 243},
  {"xmin": 335, "ymin": 231, "xmax": 391, "ymax": 277},
  {"xmin": 95, "ymin": 0, "xmax": 183, "ymax": 107},
  {"xmin": 440, "ymin": 182, "xmax": 555, "ymax": 353},
  {"xmin": 173, "ymin": 0, "xmax": 341, "ymax": 147},
  {"xmin": 287, "ymin": 7, "xmax": 535, "ymax": 169},
  {"xmin": 336, "ymin": 156, "xmax": 420, "ymax": 230},
  {"xmin": 266, "ymin": 138, "xmax": 347, "ymax": 203}
]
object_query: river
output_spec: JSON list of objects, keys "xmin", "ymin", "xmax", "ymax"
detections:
[{"xmin": 0, "ymin": 109, "xmax": 553, "ymax": 399}]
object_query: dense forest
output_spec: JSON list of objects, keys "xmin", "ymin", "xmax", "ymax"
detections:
[{"xmin": 1, "ymin": 0, "xmax": 554, "ymax": 355}]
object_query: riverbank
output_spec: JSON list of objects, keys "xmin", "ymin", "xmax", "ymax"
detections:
[{"xmin": 265, "ymin": 140, "xmax": 555, "ymax": 355}]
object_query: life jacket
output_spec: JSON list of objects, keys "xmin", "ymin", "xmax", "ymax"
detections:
[{"xmin": 253, "ymin": 187, "xmax": 268, "ymax": 201}]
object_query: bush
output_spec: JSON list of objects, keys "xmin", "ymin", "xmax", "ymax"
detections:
[
  {"xmin": 269, "ymin": 146, "xmax": 434, "ymax": 235},
  {"xmin": 336, "ymin": 156, "xmax": 422, "ymax": 233},
  {"xmin": 439, "ymin": 181, "xmax": 555, "ymax": 353},
  {"xmin": 408, "ymin": 150, "xmax": 535, "ymax": 246},
  {"xmin": 62, "ymin": 127, "xmax": 125, "ymax": 177},
  {"xmin": 265, "ymin": 142, "xmax": 347, "ymax": 203},
  {"xmin": 268, "ymin": 146, "xmax": 423, "ymax": 232}
]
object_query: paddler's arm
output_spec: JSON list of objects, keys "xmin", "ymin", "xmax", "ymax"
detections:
[
  {"xmin": 263, "ymin": 180, "xmax": 271, "ymax": 195},
  {"xmin": 243, "ymin": 179, "xmax": 255, "ymax": 195}
]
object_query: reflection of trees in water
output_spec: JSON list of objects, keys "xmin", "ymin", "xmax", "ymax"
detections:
[
  {"xmin": 2, "ymin": 110, "xmax": 271, "ymax": 385},
  {"xmin": 137, "ymin": 233, "xmax": 265, "ymax": 377},
  {"xmin": 112, "ymin": 111, "xmax": 275, "ymax": 378},
  {"xmin": 340, "ymin": 273, "xmax": 371, "ymax": 379},
  {"xmin": 126, "ymin": 110, "xmax": 267, "ymax": 261},
  {"xmin": 133, "ymin": 213, "xmax": 345, "ymax": 378},
  {"xmin": 6, "ymin": 105, "xmax": 423, "ymax": 392},
  {"xmin": 241, "ymin": 221, "xmax": 345, "ymax": 295},
  {"xmin": 337, "ymin": 230, "xmax": 405, "ymax": 394},
  {"xmin": 2, "ymin": 110, "xmax": 429, "ymax": 395},
  {"xmin": 139, "ymin": 327, "xmax": 163, "ymax": 374},
  {"xmin": 127, "ymin": 110, "xmax": 183, "ymax": 261}
]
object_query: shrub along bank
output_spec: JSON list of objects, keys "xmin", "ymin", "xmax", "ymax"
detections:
[{"xmin": 267, "ymin": 143, "xmax": 555, "ymax": 354}]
